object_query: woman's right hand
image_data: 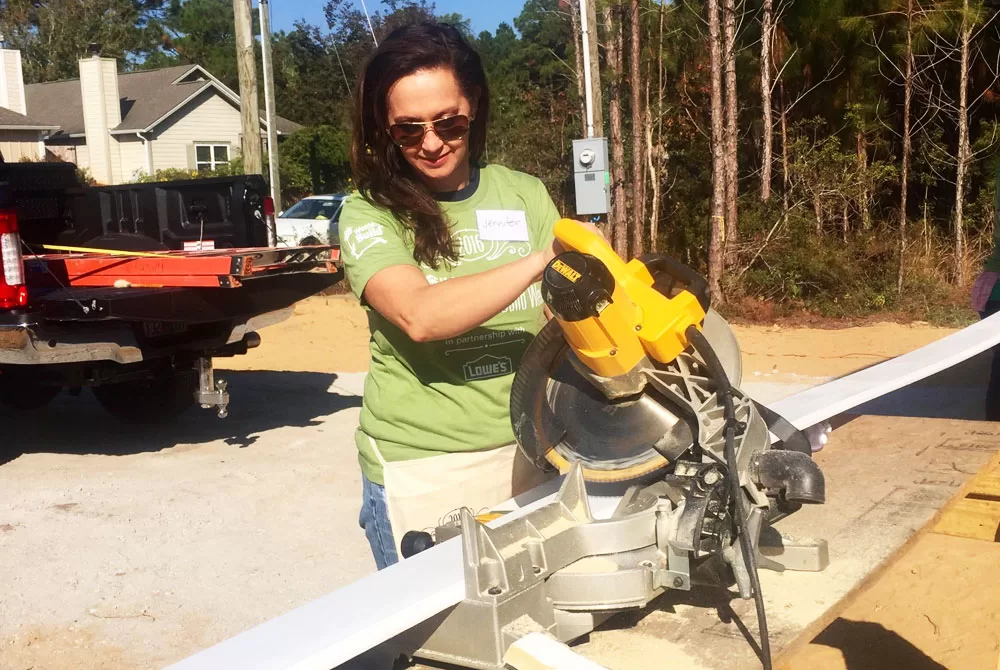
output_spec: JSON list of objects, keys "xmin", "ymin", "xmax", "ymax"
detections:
[{"xmin": 537, "ymin": 219, "xmax": 607, "ymax": 279}]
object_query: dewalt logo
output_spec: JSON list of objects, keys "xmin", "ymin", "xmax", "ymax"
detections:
[{"xmin": 552, "ymin": 259, "xmax": 582, "ymax": 283}]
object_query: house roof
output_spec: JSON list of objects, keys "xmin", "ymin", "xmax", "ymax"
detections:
[
  {"xmin": 0, "ymin": 105, "xmax": 59, "ymax": 130},
  {"xmin": 24, "ymin": 64, "xmax": 303, "ymax": 138}
]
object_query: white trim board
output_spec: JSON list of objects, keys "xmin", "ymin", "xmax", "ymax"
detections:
[{"xmin": 168, "ymin": 311, "xmax": 1000, "ymax": 670}]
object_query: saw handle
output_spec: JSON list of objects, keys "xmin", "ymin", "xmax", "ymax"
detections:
[
  {"xmin": 638, "ymin": 254, "xmax": 711, "ymax": 312},
  {"xmin": 552, "ymin": 219, "xmax": 710, "ymax": 312}
]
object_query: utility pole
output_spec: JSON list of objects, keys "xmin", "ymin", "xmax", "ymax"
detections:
[
  {"xmin": 583, "ymin": 0, "xmax": 603, "ymax": 136},
  {"xmin": 233, "ymin": 0, "xmax": 262, "ymax": 175},
  {"xmin": 258, "ymin": 0, "xmax": 280, "ymax": 210},
  {"xmin": 579, "ymin": 0, "xmax": 596, "ymax": 137}
]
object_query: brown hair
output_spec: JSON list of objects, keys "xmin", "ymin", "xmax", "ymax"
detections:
[{"xmin": 350, "ymin": 22, "xmax": 490, "ymax": 268}]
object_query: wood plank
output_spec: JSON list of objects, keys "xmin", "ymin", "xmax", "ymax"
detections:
[
  {"xmin": 777, "ymin": 532, "xmax": 1000, "ymax": 670},
  {"xmin": 932, "ymin": 498, "xmax": 1000, "ymax": 542}
]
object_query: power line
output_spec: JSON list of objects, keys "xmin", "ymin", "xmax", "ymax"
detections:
[{"xmin": 359, "ymin": 0, "xmax": 378, "ymax": 47}]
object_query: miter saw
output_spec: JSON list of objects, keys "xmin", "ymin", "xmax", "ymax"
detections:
[{"xmin": 399, "ymin": 220, "xmax": 828, "ymax": 670}]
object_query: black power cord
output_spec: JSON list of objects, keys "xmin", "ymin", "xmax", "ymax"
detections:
[{"xmin": 686, "ymin": 325, "xmax": 772, "ymax": 670}]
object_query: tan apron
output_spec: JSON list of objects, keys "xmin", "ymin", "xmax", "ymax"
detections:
[{"xmin": 370, "ymin": 438, "xmax": 552, "ymax": 555}]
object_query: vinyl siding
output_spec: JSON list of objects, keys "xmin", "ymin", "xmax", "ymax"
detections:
[
  {"xmin": 117, "ymin": 134, "xmax": 148, "ymax": 181},
  {"xmin": 0, "ymin": 129, "xmax": 40, "ymax": 162},
  {"xmin": 151, "ymin": 89, "xmax": 243, "ymax": 172}
]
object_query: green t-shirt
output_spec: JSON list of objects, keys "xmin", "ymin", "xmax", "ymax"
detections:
[{"xmin": 339, "ymin": 164, "xmax": 559, "ymax": 485}]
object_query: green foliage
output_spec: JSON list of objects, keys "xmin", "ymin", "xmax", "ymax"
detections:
[
  {"xmin": 5, "ymin": 0, "xmax": 1000, "ymax": 323},
  {"xmin": 144, "ymin": 0, "xmax": 241, "ymax": 87},
  {"xmin": 130, "ymin": 164, "xmax": 237, "ymax": 183},
  {"xmin": 0, "ymin": 0, "xmax": 168, "ymax": 82},
  {"xmin": 278, "ymin": 126, "xmax": 352, "ymax": 203}
]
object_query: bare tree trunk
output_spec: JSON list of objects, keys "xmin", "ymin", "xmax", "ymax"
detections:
[
  {"xmin": 585, "ymin": 0, "xmax": 604, "ymax": 135},
  {"xmin": 814, "ymin": 192, "xmax": 823, "ymax": 234},
  {"xmin": 760, "ymin": 0, "xmax": 773, "ymax": 201},
  {"xmin": 571, "ymin": 2, "xmax": 587, "ymax": 138},
  {"xmin": 643, "ymin": 79, "xmax": 652, "ymax": 247},
  {"xmin": 842, "ymin": 200, "xmax": 849, "ymax": 243},
  {"xmin": 780, "ymin": 80, "xmax": 790, "ymax": 222},
  {"xmin": 604, "ymin": 3, "xmax": 628, "ymax": 257},
  {"xmin": 647, "ymin": 114, "xmax": 658, "ymax": 253},
  {"xmin": 630, "ymin": 0, "xmax": 645, "ymax": 258},
  {"xmin": 857, "ymin": 131, "xmax": 870, "ymax": 230},
  {"xmin": 897, "ymin": 0, "xmax": 914, "ymax": 293},
  {"xmin": 723, "ymin": 0, "xmax": 739, "ymax": 257},
  {"xmin": 233, "ymin": 0, "xmax": 262, "ymax": 174},
  {"xmin": 651, "ymin": 0, "xmax": 665, "ymax": 252},
  {"xmin": 954, "ymin": 0, "xmax": 971, "ymax": 285},
  {"xmin": 923, "ymin": 184, "xmax": 931, "ymax": 257},
  {"xmin": 708, "ymin": 0, "xmax": 725, "ymax": 302}
]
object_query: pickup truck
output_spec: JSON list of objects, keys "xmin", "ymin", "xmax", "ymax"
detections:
[{"xmin": 0, "ymin": 162, "xmax": 340, "ymax": 421}]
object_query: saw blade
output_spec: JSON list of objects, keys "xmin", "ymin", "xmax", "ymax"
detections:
[{"xmin": 510, "ymin": 310, "xmax": 742, "ymax": 483}]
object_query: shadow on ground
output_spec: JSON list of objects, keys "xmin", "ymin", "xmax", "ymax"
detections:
[
  {"xmin": 4, "ymin": 370, "xmax": 361, "ymax": 464},
  {"xmin": 809, "ymin": 617, "xmax": 948, "ymax": 670}
]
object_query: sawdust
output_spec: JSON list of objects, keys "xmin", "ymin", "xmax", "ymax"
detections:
[{"xmin": 504, "ymin": 614, "xmax": 547, "ymax": 639}]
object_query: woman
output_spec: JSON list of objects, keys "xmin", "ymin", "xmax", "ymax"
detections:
[{"xmin": 339, "ymin": 21, "xmax": 561, "ymax": 569}]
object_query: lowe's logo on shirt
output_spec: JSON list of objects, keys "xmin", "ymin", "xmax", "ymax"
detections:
[{"xmin": 463, "ymin": 354, "xmax": 513, "ymax": 382}]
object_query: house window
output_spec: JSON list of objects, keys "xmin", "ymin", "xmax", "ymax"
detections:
[{"xmin": 195, "ymin": 144, "xmax": 229, "ymax": 172}]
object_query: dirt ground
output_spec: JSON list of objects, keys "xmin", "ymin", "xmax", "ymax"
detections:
[
  {"xmin": 225, "ymin": 296, "xmax": 959, "ymax": 379},
  {"xmin": 2, "ymin": 294, "xmax": 994, "ymax": 670}
]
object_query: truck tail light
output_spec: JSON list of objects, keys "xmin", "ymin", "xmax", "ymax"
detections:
[
  {"xmin": 0, "ymin": 207, "xmax": 28, "ymax": 309},
  {"xmin": 263, "ymin": 196, "xmax": 277, "ymax": 247}
]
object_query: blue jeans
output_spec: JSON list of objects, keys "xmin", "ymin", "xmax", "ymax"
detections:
[{"xmin": 359, "ymin": 474, "xmax": 399, "ymax": 570}]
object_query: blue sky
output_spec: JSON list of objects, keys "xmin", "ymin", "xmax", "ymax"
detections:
[{"xmin": 270, "ymin": 1, "xmax": 524, "ymax": 36}]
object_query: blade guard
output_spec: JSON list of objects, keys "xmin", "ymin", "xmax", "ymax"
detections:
[{"xmin": 548, "ymin": 219, "xmax": 707, "ymax": 379}]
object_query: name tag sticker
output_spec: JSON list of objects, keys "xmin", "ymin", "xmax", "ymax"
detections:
[{"xmin": 476, "ymin": 210, "xmax": 530, "ymax": 242}]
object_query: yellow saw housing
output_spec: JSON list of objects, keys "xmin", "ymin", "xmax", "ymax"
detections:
[{"xmin": 546, "ymin": 218, "xmax": 707, "ymax": 382}]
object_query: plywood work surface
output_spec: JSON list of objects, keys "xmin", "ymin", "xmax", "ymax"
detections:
[
  {"xmin": 563, "ymin": 416, "xmax": 1000, "ymax": 670},
  {"xmin": 780, "ymin": 449, "xmax": 1000, "ymax": 670}
]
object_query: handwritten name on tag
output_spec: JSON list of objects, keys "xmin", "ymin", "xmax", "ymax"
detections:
[{"xmin": 476, "ymin": 210, "xmax": 530, "ymax": 242}]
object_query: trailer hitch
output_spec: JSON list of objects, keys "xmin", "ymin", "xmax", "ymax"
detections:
[{"xmin": 194, "ymin": 357, "xmax": 229, "ymax": 418}]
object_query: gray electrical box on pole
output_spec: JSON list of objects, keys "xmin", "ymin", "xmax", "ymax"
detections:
[{"xmin": 572, "ymin": 137, "xmax": 610, "ymax": 216}]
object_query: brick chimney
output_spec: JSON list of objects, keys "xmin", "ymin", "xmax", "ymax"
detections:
[
  {"xmin": 0, "ymin": 49, "xmax": 26, "ymax": 115},
  {"xmin": 79, "ymin": 50, "xmax": 122, "ymax": 184}
]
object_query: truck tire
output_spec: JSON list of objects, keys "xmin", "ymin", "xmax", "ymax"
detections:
[
  {"xmin": 92, "ymin": 371, "xmax": 197, "ymax": 423},
  {"xmin": 0, "ymin": 380, "xmax": 61, "ymax": 410},
  {"xmin": 295, "ymin": 236, "xmax": 331, "ymax": 261}
]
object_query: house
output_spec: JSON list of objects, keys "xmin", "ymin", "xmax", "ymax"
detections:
[
  {"xmin": 0, "ymin": 47, "xmax": 301, "ymax": 184},
  {"xmin": 0, "ymin": 50, "xmax": 57, "ymax": 162}
]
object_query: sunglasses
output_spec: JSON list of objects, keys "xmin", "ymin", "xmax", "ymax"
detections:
[{"xmin": 388, "ymin": 115, "xmax": 472, "ymax": 148}]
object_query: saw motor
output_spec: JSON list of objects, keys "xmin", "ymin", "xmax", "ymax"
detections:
[{"xmin": 401, "ymin": 219, "xmax": 828, "ymax": 670}]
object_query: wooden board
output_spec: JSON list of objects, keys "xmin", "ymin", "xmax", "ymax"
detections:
[
  {"xmin": 779, "ymin": 447, "xmax": 1000, "ymax": 670},
  {"xmin": 560, "ymin": 416, "xmax": 1000, "ymax": 670},
  {"xmin": 932, "ymin": 450, "xmax": 1000, "ymax": 542}
]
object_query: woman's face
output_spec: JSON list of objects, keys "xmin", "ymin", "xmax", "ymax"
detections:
[{"xmin": 386, "ymin": 67, "xmax": 474, "ymax": 192}]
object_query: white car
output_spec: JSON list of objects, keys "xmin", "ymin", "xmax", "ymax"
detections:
[{"xmin": 276, "ymin": 195, "xmax": 345, "ymax": 247}]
